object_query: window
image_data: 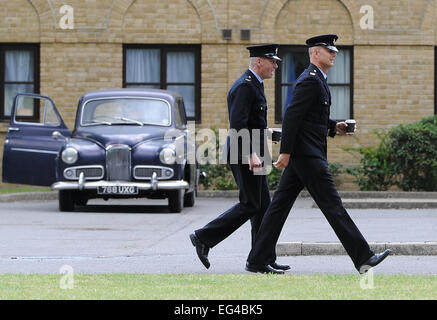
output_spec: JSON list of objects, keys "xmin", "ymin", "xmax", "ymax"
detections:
[
  {"xmin": 81, "ymin": 98, "xmax": 171, "ymax": 127},
  {"xmin": 174, "ymin": 98, "xmax": 187, "ymax": 129},
  {"xmin": 0, "ymin": 44, "xmax": 39, "ymax": 121},
  {"xmin": 14, "ymin": 94, "xmax": 60, "ymax": 126},
  {"xmin": 435, "ymin": 47, "xmax": 437, "ymax": 115},
  {"xmin": 275, "ymin": 46, "xmax": 352, "ymax": 122},
  {"xmin": 124, "ymin": 45, "xmax": 200, "ymax": 122}
]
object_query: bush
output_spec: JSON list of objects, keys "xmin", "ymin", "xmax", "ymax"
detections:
[
  {"xmin": 389, "ymin": 116, "xmax": 437, "ymax": 191},
  {"xmin": 199, "ymin": 163, "xmax": 237, "ymax": 190},
  {"xmin": 345, "ymin": 116, "xmax": 437, "ymax": 191},
  {"xmin": 200, "ymin": 161, "xmax": 342, "ymax": 191},
  {"xmin": 197, "ymin": 128, "xmax": 344, "ymax": 191}
]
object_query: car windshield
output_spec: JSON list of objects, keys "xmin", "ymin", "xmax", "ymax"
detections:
[{"xmin": 81, "ymin": 98, "xmax": 171, "ymax": 126}]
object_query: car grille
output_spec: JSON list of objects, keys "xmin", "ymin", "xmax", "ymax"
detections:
[
  {"xmin": 106, "ymin": 144, "xmax": 131, "ymax": 181},
  {"xmin": 63, "ymin": 166, "xmax": 104, "ymax": 180},
  {"xmin": 134, "ymin": 166, "xmax": 174, "ymax": 180},
  {"xmin": 136, "ymin": 167, "xmax": 162, "ymax": 177},
  {"xmin": 76, "ymin": 167, "xmax": 103, "ymax": 178}
]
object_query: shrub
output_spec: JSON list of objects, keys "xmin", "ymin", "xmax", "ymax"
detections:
[
  {"xmin": 345, "ymin": 116, "xmax": 437, "ymax": 191},
  {"xmin": 389, "ymin": 116, "xmax": 437, "ymax": 191},
  {"xmin": 200, "ymin": 161, "xmax": 342, "ymax": 191},
  {"xmin": 197, "ymin": 128, "xmax": 345, "ymax": 191}
]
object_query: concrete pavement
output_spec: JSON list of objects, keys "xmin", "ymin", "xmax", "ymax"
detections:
[
  {"xmin": 1, "ymin": 190, "xmax": 436, "ymax": 209},
  {"xmin": 0, "ymin": 196, "xmax": 436, "ymax": 274},
  {"xmin": 0, "ymin": 190, "xmax": 436, "ymax": 258}
]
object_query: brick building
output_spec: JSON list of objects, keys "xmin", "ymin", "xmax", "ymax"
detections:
[{"xmin": 0, "ymin": 0, "xmax": 435, "ymax": 189}]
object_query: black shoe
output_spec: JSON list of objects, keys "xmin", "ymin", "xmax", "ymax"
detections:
[
  {"xmin": 270, "ymin": 262, "xmax": 291, "ymax": 271},
  {"xmin": 245, "ymin": 262, "xmax": 284, "ymax": 274},
  {"xmin": 190, "ymin": 233, "xmax": 210, "ymax": 269},
  {"xmin": 358, "ymin": 249, "xmax": 391, "ymax": 274}
]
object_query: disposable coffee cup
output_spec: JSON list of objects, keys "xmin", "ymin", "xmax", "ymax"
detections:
[
  {"xmin": 271, "ymin": 128, "xmax": 282, "ymax": 142},
  {"xmin": 345, "ymin": 119, "xmax": 356, "ymax": 133}
]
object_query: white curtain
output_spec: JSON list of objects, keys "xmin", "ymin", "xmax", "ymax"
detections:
[
  {"xmin": 167, "ymin": 51, "xmax": 195, "ymax": 118},
  {"xmin": 328, "ymin": 50, "xmax": 351, "ymax": 120},
  {"xmin": 125, "ymin": 49, "xmax": 196, "ymax": 118},
  {"xmin": 4, "ymin": 50, "xmax": 34, "ymax": 116},
  {"xmin": 126, "ymin": 49, "xmax": 160, "ymax": 84},
  {"xmin": 281, "ymin": 52, "xmax": 296, "ymax": 116},
  {"xmin": 329, "ymin": 86, "xmax": 350, "ymax": 120}
]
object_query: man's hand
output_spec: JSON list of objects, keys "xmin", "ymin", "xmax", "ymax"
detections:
[
  {"xmin": 273, "ymin": 153, "xmax": 290, "ymax": 169},
  {"xmin": 248, "ymin": 153, "xmax": 262, "ymax": 172},
  {"xmin": 336, "ymin": 121, "xmax": 357, "ymax": 136}
]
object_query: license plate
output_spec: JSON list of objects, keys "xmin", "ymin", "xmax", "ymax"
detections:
[{"xmin": 97, "ymin": 186, "xmax": 138, "ymax": 195}]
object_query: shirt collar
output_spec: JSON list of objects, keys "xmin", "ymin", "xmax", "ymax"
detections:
[
  {"xmin": 315, "ymin": 66, "xmax": 327, "ymax": 80},
  {"xmin": 248, "ymin": 68, "xmax": 263, "ymax": 84}
]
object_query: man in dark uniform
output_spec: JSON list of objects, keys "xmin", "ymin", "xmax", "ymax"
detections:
[
  {"xmin": 190, "ymin": 44, "xmax": 289, "ymax": 273},
  {"xmin": 246, "ymin": 34, "xmax": 391, "ymax": 274}
]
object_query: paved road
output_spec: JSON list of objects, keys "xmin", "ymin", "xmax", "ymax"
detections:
[{"xmin": 0, "ymin": 198, "xmax": 436, "ymax": 274}]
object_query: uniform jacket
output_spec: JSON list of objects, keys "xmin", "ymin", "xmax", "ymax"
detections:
[
  {"xmin": 224, "ymin": 69, "xmax": 269, "ymax": 163},
  {"xmin": 280, "ymin": 63, "xmax": 337, "ymax": 160}
]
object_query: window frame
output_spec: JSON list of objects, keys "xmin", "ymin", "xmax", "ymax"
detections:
[
  {"xmin": 435, "ymin": 47, "xmax": 437, "ymax": 115},
  {"xmin": 0, "ymin": 43, "xmax": 40, "ymax": 122},
  {"xmin": 123, "ymin": 44, "xmax": 201, "ymax": 123},
  {"xmin": 275, "ymin": 45, "xmax": 353, "ymax": 123}
]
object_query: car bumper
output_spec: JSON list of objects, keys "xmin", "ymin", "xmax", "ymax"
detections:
[{"xmin": 51, "ymin": 179, "xmax": 189, "ymax": 191}]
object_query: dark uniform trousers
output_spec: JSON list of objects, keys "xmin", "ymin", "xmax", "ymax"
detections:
[
  {"xmin": 246, "ymin": 64, "xmax": 375, "ymax": 271},
  {"xmin": 195, "ymin": 163, "xmax": 271, "ymax": 250},
  {"xmin": 195, "ymin": 68, "xmax": 274, "ymax": 258},
  {"xmin": 247, "ymin": 156, "xmax": 374, "ymax": 270}
]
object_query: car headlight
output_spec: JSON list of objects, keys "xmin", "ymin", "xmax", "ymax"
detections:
[
  {"xmin": 159, "ymin": 147, "xmax": 176, "ymax": 164},
  {"xmin": 61, "ymin": 147, "xmax": 78, "ymax": 164}
]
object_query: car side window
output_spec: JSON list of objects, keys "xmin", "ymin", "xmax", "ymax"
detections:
[
  {"xmin": 174, "ymin": 99, "xmax": 184, "ymax": 129},
  {"xmin": 14, "ymin": 95, "xmax": 61, "ymax": 126},
  {"xmin": 42, "ymin": 100, "xmax": 61, "ymax": 126},
  {"xmin": 179, "ymin": 99, "xmax": 187, "ymax": 127}
]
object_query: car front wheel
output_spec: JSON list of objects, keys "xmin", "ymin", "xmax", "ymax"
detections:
[
  {"xmin": 168, "ymin": 189, "xmax": 183, "ymax": 213},
  {"xmin": 184, "ymin": 190, "xmax": 195, "ymax": 207},
  {"xmin": 59, "ymin": 190, "xmax": 75, "ymax": 212}
]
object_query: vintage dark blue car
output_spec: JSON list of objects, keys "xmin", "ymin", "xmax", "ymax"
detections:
[{"xmin": 2, "ymin": 89, "xmax": 198, "ymax": 212}]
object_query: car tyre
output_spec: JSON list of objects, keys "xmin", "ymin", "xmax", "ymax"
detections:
[
  {"xmin": 59, "ymin": 190, "xmax": 75, "ymax": 212},
  {"xmin": 75, "ymin": 197, "xmax": 88, "ymax": 207},
  {"xmin": 168, "ymin": 189, "xmax": 183, "ymax": 213},
  {"xmin": 183, "ymin": 190, "xmax": 195, "ymax": 207}
]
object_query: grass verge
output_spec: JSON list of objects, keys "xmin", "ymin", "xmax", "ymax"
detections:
[
  {"xmin": 0, "ymin": 187, "xmax": 51, "ymax": 194},
  {"xmin": 0, "ymin": 274, "xmax": 436, "ymax": 300}
]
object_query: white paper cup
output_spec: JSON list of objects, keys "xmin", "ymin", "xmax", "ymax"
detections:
[{"xmin": 345, "ymin": 119, "xmax": 356, "ymax": 133}]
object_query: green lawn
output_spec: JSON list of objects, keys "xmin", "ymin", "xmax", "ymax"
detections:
[
  {"xmin": 0, "ymin": 187, "xmax": 51, "ymax": 193},
  {"xmin": 0, "ymin": 274, "xmax": 436, "ymax": 300}
]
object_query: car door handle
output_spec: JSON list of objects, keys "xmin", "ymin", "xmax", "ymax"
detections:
[{"xmin": 7, "ymin": 127, "xmax": 20, "ymax": 132}]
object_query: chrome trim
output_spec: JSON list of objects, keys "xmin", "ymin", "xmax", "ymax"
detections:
[
  {"xmin": 78, "ymin": 172, "xmax": 85, "ymax": 190},
  {"xmin": 106, "ymin": 144, "xmax": 132, "ymax": 151},
  {"xmin": 151, "ymin": 172, "xmax": 158, "ymax": 191},
  {"xmin": 51, "ymin": 180, "xmax": 189, "ymax": 191},
  {"xmin": 133, "ymin": 165, "xmax": 174, "ymax": 180},
  {"xmin": 11, "ymin": 147, "xmax": 59, "ymax": 155},
  {"xmin": 63, "ymin": 165, "xmax": 104, "ymax": 180},
  {"xmin": 80, "ymin": 96, "xmax": 172, "ymax": 127},
  {"xmin": 106, "ymin": 144, "xmax": 131, "ymax": 181}
]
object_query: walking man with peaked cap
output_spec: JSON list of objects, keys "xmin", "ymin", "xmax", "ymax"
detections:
[
  {"xmin": 245, "ymin": 34, "xmax": 391, "ymax": 274},
  {"xmin": 190, "ymin": 44, "xmax": 289, "ymax": 273}
]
